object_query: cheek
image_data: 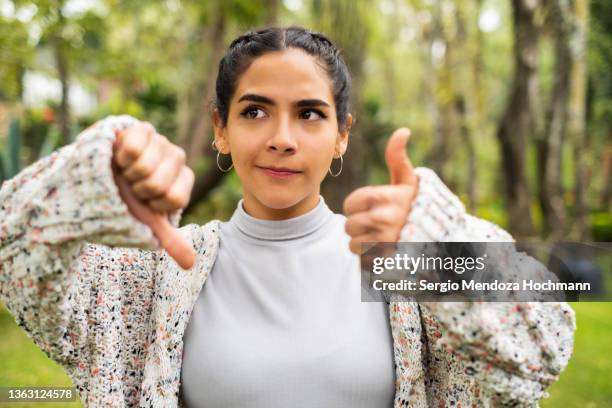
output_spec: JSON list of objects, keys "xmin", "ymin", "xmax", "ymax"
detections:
[
  {"xmin": 229, "ymin": 138, "xmax": 259, "ymax": 167},
  {"xmin": 302, "ymin": 138, "xmax": 336, "ymax": 176}
]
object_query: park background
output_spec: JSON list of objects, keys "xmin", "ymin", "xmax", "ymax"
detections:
[{"xmin": 0, "ymin": 0, "xmax": 610, "ymax": 406}]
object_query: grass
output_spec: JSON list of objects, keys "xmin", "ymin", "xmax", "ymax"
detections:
[
  {"xmin": 540, "ymin": 302, "xmax": 612, "ymax": 408},
  {"xmin": 0, "ymin": 303, "xmax": 82, "ymax": 408},
  {"xmin": 0, "ymin": 302, "xmax": 610, "ymax": 407}
]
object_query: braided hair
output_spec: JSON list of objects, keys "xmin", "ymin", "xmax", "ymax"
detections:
[{"xmin": 215, "ymin": 26, "xmax": 351, "ymax": 131}]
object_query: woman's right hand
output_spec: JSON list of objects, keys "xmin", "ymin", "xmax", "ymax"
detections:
[{"xmin": 112, "ymin": 121, "xmax": 196, "ymax": 269}]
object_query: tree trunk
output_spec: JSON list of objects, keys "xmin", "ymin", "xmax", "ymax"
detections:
[
  {"xmin": 568, "ymin": 0, "xmax": 591, "ymax": 239},
  {"xmin": 54, "ymin": 1, "xmax": 70, "ymax": 145},
  {"xmin": 265, "ymin": 0, "xmax": 279, "ymax": 26},
  {"xmin": 537, "ymin": 0, "xmax": 572, "ymax": 239},
  {"xmin": 428, "ymin": 1, "xmax": 455, "ymax": 181},
  {"xmin": 180, "ymin": 9, "xmax": 228, "ymax": 216},
  {"xmin": 458, "ymin": 97, "xmax": 477, "ymax": 212},
  {"xmin": 495, "ymin": 0, "xmax": 540, "ymax": 238},
  {"xmin": 185, "ymin": 10, "xmax": 226, "ymax": 167},
  {"xmin": 455, "ymin": 0, "xmax": 476, "ymax": 211},
  {"xmin": 317, "ymin": 0, "xmax": 369, "ymax": 213}
]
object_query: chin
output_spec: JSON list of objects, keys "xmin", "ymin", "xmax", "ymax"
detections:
[{"xmin": 256, "ymin": 193, "xmax": 305, "ymax": 210}]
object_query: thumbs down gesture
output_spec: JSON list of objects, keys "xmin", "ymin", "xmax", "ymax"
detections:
[{"xmin": 343, "ymin": 128, "xmax": 419, "ymax": 255}]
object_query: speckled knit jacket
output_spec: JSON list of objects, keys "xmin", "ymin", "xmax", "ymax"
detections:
[{"xmin": 0, "ymin": 115, "xmax": 575, "ymax": 408}]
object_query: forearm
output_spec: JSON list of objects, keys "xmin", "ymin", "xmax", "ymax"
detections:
[
  {"xmin": 399, "ymin": 167, "xmax": 576, "ymax": 406},
  {"xmin": 0, "ymin": 115, "xmax": 160, "ymax": 363}
]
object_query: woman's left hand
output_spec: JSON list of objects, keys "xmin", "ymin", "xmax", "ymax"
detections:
[{"xmin": 343, "ymin": 128, "xmax": 419, "ymax": 255}]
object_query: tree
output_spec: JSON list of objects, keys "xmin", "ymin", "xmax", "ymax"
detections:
[
  {"xmin": 495, "ymin": 0, "xmax": 540, "ymax": 238},
  {"xmin": 314, "ymin": 0, "xmax": 371, "ymax": 213},
  {"xmin": 568, "ymin": 0, "xmax": 590, "ymax": 239},
  {"xmin": 537, "ymin": 0, "xmax": 572, "ymax": 239}
]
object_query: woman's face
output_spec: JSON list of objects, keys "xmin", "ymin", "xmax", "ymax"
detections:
[{"xmin": 213, "ymin": 48, "xmax": 351, "ymax": 220}]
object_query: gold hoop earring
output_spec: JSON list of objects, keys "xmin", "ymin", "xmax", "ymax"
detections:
[{"xmin": 328, "ymin": 154, "xmax": 343, "ymax": 177}]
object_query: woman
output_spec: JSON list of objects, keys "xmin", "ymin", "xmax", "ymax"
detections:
[{"xmin": 0, "ymin": 26, "xmax": 575, "ymax": 407}]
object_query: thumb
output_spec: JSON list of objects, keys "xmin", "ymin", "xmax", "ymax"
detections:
[
  {"xmin": 114, "ymin": 171, "xmax": 196, "ymax": 270},
  {"xmin": 149, "ymin": 216, "xmax": 196, "ymax": 270},
  {"xmin": 384, "ymin": 128, "xmax": 416, "ymax": 185}
]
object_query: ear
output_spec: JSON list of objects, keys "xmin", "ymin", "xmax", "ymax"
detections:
[
  {"xmin": 334, "ymin": 113, "xmax": 352, "ymax": 157},
  {"xmin": 212, "ymin": 109, "xmax": 230, "ymax": 154}
]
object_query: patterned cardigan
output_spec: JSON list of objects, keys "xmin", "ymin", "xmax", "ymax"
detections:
[{"xmin": 0, "ymin": 116, "xmax": 576, "ymax": 407}]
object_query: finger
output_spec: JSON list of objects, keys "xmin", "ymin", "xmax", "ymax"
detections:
[
  {"xmin": 114, "ymin": 173, "xmax": 195, "ymax": 269},
  {"xmin": 345, "ymin": 205, "xmax": 404, "ymax": 237},
  {"xmin": 350, "ymin": 227, "xmax": 402, "ymax": 254},
  {"xmin": 385, "ymin": 128, "xmax": 417, "ymax": 186},
  {"xmin": 344, "ymin": 186, "xmax": 378, "ymax": 215},
  {"xmin": 368, "ymin": 205, "xmax": 407, "ymax": 227},
  {"xmin": 345, "ymin": 211, "xmax": 380, "ymax": 237},
  {"xmin": 343, "ymin": 185, "xmax": 411, "ymax": 216},
  {"xmin": 149, "ymin": 166, "xmax": 195, "ymax": 212},
  {"xmin": 114, "ymin": 122, "xmax": 154, "ymax": 169},
  {"xmin": 113, "ymin": 129, "xmax": 124, "ymax": 154},
  {"xmin": 349, "ymin": 230, "xmax": 399, "ymax": 255},
  {"xmin": 148, "ymin": 215, "xmax": 196, "ymax": 270},
  {"xmin": 132, "ymin": 156, "xmax": 183, "ymax": 200},
  {"xmin": 349, "ymin": 232, "xmax": 379, "ymax": 255},
  {"xmin": 123, "ymin": 134, "xmax": 165, "ymax": 182}
]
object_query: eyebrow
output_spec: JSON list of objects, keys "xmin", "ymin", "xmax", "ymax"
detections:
[{"xmin": 237, "ymin": 93, "xmax": 331, "ymax": 108}]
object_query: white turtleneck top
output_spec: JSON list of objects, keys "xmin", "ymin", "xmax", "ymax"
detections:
[{"xmin": 181, "ymin": 195, "xmax": 396, "ymax": 407}]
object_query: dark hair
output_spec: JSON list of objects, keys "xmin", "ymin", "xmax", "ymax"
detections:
[{"xmin": 214, "ymin": 26, "xmax": 351, "ymax": 130}]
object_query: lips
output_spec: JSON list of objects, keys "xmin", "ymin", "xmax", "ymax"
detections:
[
  {"xmin": 257, "ymin": 165, "xmax": 302, "ymax": 178},
  {"xmin": 260, "ymin": 166, "xmax": 300, "ymax": 173}
]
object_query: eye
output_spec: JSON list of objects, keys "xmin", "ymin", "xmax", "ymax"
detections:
[
  {"xmin": 240, "ymin": 106, "xmax": 267, "ymax": 119},
  {"xmin": 299, "ymin": 109, "xmax": 326, "ymax": 121}
]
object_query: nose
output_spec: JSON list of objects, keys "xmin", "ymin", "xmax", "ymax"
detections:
[{"xmin": 266, "ymin": 116, "xmax": 297, "ymax": 154}]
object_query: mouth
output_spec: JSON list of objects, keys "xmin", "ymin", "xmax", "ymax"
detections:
[{"xmin": 256, "ymin": 165, "xmax": 302, "ymax": 179}]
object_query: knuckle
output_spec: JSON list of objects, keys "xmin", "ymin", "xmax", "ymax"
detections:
[
  {"xmin": 140, "ymin": 121, "xmax": 156, "ymax": 134},
  {"xmin": 122, "ymin": 139, "xmax": 142, "ymax": 159},
  {"xmin": 138, "ymin": 161, "xmax": 156, "ymax": 176},
  {"xmin": 178, "ymin": 166, "xmax": 195, "ymax": 190},
  {"xmin": 173, "ymin": 146, "xmax": 186, "ymax": 163},
  {"xmin": 371, "ymin": 208, "xmax": 390, "ymax": 225},
  {"xmin": 131, "ymin": 161, "xmax": 155, "ymax": 178},
  {"xmin": 145, "ymin": 180, "xmax": 167, "ymax": 197},
  {"xmin": 184, "ymin": 166, "xmax": 195, "ymax": 182},
  {"xmin": 156, "ymin": 133, "xmax": 168, "ymax": 144},
  {"xmin": 166, "ymin": 190, "xmax": 187, "ymax": 208},
  {"xmin": 134, "ymin": 179, "xmax": 163, "ymax": 198},
  {"xmin": 342, "ymin": 197, "xmax": 352, "ymax": 214},
  {"xmin": 345, "ymin": 219, "xmax": 356, "ymax": 236}
]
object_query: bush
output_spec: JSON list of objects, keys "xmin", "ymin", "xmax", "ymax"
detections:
[{"xmin": 592, "ymin": 212, "xmax": 612, "ymax": 241}]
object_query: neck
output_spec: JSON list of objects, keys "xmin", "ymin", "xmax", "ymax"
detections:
[{"xmin": 242, "ymin": 190, "xmax": 321, "ymax": 220}]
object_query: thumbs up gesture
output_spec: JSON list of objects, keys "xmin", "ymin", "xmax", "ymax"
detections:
[
  {"xmin": 112, "ymin": 122, "xmax": 196, "ymax": 269},
  {"xmin": 343, "ymin": 128, "xmax": 419, "ymax": 255}
]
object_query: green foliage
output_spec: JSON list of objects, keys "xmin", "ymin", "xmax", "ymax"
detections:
[
  {"xmin": 0, "ymin": 118, "xmax": 23, "ymax": 182},
  {"xmin": 0, "ymin": 0, "xmax": 607, "ymax": 228},
  {"xmin": 591, "ymin": 212, "xmax": 612, "ymax": 242},
  {"xmin": 0, "ymin": 115, "xmax": 64, "ymax": 184}
]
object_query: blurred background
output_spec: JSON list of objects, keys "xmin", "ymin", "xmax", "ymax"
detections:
[{"xmin": 0, "ymin": 0, "xmax": 610, "ymax": 407}]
